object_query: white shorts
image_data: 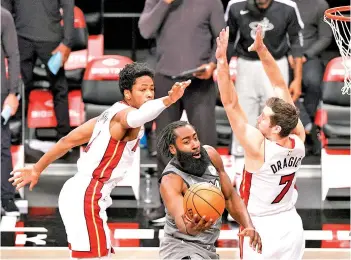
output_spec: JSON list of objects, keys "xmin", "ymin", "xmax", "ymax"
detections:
[
  {"xmin": 242, "ymin": 208, "xmax": 305, "ymax": 260},
  {"xmin": 58, "ymin": 175, "xmax": 115, "ymax": 259}
]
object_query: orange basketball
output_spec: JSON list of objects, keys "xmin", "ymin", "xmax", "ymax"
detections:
[{"xmin": 183, "ymin": 182, "xmax": 225, "ymax": 222}]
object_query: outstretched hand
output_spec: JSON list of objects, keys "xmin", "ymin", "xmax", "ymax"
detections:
[
  {"xmin": 215, "ymin": 26, "xmax": 230, "ymax": 62},
  {"xmin": 8, "ymin": 166, "xmax": 41, "ymax": 191},
  {"xmin": 168, "ymin": 80, "xmax": 191, "ymax": 104},
  {"xmin": 248, "ymin": 25, "xmax": 266, "ymax": 53}
]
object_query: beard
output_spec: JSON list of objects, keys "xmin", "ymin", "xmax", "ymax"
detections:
[{"xmin": 175, "ymin": 146, "xmax": 211, "ymax": 177}]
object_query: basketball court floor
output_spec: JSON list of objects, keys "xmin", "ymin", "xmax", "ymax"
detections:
[{"xmin": 1, "ymin": 148, "xmax": 350, "ymax": 260}]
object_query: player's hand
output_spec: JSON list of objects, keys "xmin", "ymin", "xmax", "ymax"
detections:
[
  {"xmin": 215, "ymin": 27, "xmax": 229, "ymax": 62},
  {"xmin": 238, "ymin": 227, "xmax": 262, "ymax": 254},
  {"xmin": 52, "ymin": 43, "xmax": 71, "ymax": 65},
  {"xmin": 289, "ymin": 80, "xmax": 302, "ymax": 102},
  {"xmin": 8, "ymin": 166, "xmax": 41, "ymax": 191},
  {"xmin": 193, "ymin": 63, "xmax": 216, "ymax": 80},
  {"xmin": 182, "ymin": 214, "xmax": 214, "ymax": 235},
  {"xmin": 3, "ymin": 93, "xmax": 19, "ymax": 116},
  {"xmin": 248, "ymin": 25, "xmax": 265, "ymax": 53},
  {"xmin": 167, "ymin": 80, "xmax": 191, "ymax": 104}
]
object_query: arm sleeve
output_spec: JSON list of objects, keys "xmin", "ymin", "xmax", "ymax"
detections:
[
  {"xmin": 1, "ymin": 8, "xmax": 20, "ymax": 94},
  {"xmin": 138, "ymin": 0, "xmax": 171, "ymax": 39},
  {"xmin": 287, "ymin": 4, "xmax": 304, "ymax": 58},
  {"xmin": 1, "ymin": 0, "xmax": 13, "ymax": 13},
  {"xmin": 209, "ymin": 0, "xmax": 226, "ymax": 63},
  {"xmin": 304, "ymin": 1, "xmax": 333, "ymax": 58},
  {"xmin": 225, "ymin": 5, "xmax": 239, "ymax": 59},
  {"xmin": 59, "ymin": 0, "xmax": 74, "ymax": 48},
  {"xmin": 126, "ymin": 98, "xmax": 167, "ymax": 128}
]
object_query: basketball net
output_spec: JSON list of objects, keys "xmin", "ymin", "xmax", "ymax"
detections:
[{"xmin": 324, "ymin": 6, "xmax": 351, "ymax": 95}]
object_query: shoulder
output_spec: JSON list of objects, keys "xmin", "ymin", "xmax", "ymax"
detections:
[
  {"xmin": 203, "ymin": 145, "xmax": 224, "ymax": 169},
  {"xmin": 225, "ymin": 0, "xmax": 247, "ymax": 18},
  {"xmin": 160, "ymin": 172, "xmax": 184, "ymax": 188},
  {"xmin": 1, "ymin": 7, "xmax": 13, "ymax": 22}
]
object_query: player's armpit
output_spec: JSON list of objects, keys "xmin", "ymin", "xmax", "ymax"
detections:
[
  {"xmin": 60, "ymin": 117, "xmax": 97, "ymax": 148},
  {"xmin": 223, "ymin": 104, "xmax": 264, "ymax": 157}
]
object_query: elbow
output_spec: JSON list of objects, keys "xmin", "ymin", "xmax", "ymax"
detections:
[
  {"xmin": 58, "ymin": 136, "xmax": 75, "ymax": 150},
  {"xmin": 138, "ymin": 23, "xmax": 153, "ymax": 39}
]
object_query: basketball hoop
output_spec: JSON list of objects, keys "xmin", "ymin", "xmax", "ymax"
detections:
[{"xmin": 324, "ymin": 6, "xmax": 351, "ymax": 95}]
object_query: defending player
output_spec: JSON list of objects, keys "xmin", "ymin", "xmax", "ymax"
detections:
[
  {"xmin": 216, "ymin": 26, "xmax": 306, "ymax": 260},
  {"xmin": 9, "ymin": 63, "xmax": 191, "ymax": 259},
  {"xmin": 157, "ymin": 121, "xmax": 262, "ymax": 260}
]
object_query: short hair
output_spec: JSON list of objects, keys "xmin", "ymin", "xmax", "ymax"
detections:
[
  {"xmin": 118, "ymin": 62, "xmax": 154, "ymax": 97},
  {"xmin": 266, "ymin": 97, "xmax": 300, "ymax": 137},
  {"xmin": 157, "ymin": 121, "xmax": 194, "ymax": 158}
]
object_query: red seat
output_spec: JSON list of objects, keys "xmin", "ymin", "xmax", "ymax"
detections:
[{"xmin": 82, "ymin": 55, "xmax": 133, "ymax": 121}]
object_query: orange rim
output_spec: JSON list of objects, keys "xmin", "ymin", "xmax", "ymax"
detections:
[{"xmin": 325, "ymin": 6, "xmax": 351, "ymax": 22}]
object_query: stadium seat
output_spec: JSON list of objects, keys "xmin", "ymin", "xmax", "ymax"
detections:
[
  {"xmin": 81, "ymin": 55, "xmax": 141, "ymax": 200},
  {"xmin": 28, "ymin": 6, "xmax": 89, "ymax": 139},
  {"xmin": 315, "ymin": 57, "xmax": 351, "ymax": 200}
]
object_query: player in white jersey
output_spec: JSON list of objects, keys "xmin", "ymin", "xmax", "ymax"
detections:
[
  {"xmin": 9, "ymin": 62, "xmax": 191, "ymax": 259},
  {"xmin": 215, "ymin": 26, "xmax": 306, "ymax": 260}
]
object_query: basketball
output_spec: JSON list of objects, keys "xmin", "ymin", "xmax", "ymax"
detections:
[{"xmin": 183, "ymin": 182, "xmax": 225, "ymax": 222}]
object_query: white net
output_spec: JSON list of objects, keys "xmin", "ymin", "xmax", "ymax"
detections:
[{"xmin": 324, "ymin": 8, "xmax": 351, "ymax": 95}]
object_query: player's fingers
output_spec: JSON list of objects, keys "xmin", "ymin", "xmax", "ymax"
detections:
[
  {"xmin": 204, "ymin": 218, "xmax": 213, "ymax": 229},
  {"xmin": 16, "ymin": 179, "xmax": 29, "ymax": 190},
  {"xmin": 12, "ymin": 177, "xmax": 23, "ymax": 186},
  {"xmin": 29, "ymin": 180, "xmax": 38, "ymax": 191},
  {"xmin": 251, "ymin": 232, "xmax": 258, "ymax": 251},
  {"xmin": 195, "ymin": 215, "xmax": 206, "ymax": 230},
  {"xmin": 257, "ymin": 234, "xmax": 262, "ymax": 254},
  {"xmin": 248, "ymin": 44, "xmax": 254, "ymax": 52},
  {"xmin": 10, "ymin": 169, "xmax": 22, "ymax": 176}
]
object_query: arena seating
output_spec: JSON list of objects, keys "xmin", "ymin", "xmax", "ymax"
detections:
[
  {"xmin": 27, "ymin": 7, "xmax": 100, "ymax": 140},
  {"xmin": 315, "ymin": 57, "xmax": 351, "ymax": 200}
]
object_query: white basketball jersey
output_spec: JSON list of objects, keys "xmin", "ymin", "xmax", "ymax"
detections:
[
  {"xmin": 76, "ymin": 101, "xmax": 144, "ymax": 184},
  {"xmin": 240, "ymin": 134, "xmax": 305, "ymax": 217}
]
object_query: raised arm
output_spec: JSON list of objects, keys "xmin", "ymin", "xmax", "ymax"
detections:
[
  {"xmin": 216, "ymin": 27, "xmax": 264, "ymax": 157},
  {"xmin": 205, "ymin": 145, "xmax": 262, "ymax": 253},
  {"xmin": 248, "ymin": 26, "xmax": 306, "ymax": 141},
  {"xmin": 115, "ymin": 80, "xmax": 191, "ymax": 130},
  {"xmin": 138, "ymin": 0, "xmax": 172, "ymax": 39}
]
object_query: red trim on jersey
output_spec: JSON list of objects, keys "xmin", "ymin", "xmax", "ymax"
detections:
[
  {"xmin": 91, "ymin": 139, "xmax": 127, "ymax": 182},
  {"xmin": 238, "ymin": 169, "xmax": 253, "ymax": 259},
  {"xmin": 276, "ymin": 137, "xmax": 295, "ymax": 149},
  {"xmin": 71, "ymin": 179, "xmax": 108, "ymax": 258}
]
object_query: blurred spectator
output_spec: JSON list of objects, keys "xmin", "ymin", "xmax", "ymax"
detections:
[
  {"xmin": 2, "ymin": 0, "xmax": 74, "ymax": 142},
  {"xmin": 289, "ymin": 0, "xmax": 332, "ymax": 155},
  {"xmin": 139, "ymin": 0, "xmax": 225, "ymax": 222},
  {"xmin": 225, "ymin": 0, "xmax": 304, "ymax": 156},
  {"xmin": 1, "ymin": 6, "xmax": 21, "ymax": 216}
]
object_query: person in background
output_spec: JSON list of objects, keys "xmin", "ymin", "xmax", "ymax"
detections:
[
  {"xmin": 1, "ymin": 6, "xmax": 21, "ymax": 216},
  {"xmin": 139, "ymin": 0, "xmax": 225, "ymax": 223},
  {"xmin": 225, "ymin": 0, "xmax": 304, "ymax": 156},
  {"xmin": 2, "ymin": 0, "xmax": 74, "ymax": 143},
  {"xmin": 289, "ymin": 0, "xmax": 332, "ymax": 156}
]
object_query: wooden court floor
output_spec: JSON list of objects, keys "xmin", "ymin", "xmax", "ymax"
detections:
[{"xmin": 1, "ymin": 247, "xmax": 350, "ymax": 259}]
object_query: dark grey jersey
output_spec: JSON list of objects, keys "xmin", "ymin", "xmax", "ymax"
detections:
[{"xmin": 161, "ymin": 157, "xmax": 222, "ymax": 246}]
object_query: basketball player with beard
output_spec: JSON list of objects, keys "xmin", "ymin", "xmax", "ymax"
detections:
[
  {"xmin": 216, "ymin": 26, "xmax": 306, "ymax": 259},
  {"xmin": 157, "ymin": 121, "xmax": 262, "ymax": 260}
]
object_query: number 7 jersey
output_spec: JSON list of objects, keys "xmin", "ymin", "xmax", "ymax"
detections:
[{"xmin": 240, "ymin": 134, "xmax": 306, "ymax": 217}]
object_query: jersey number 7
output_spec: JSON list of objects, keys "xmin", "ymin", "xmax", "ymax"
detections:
[{"xmin": 271, "ymin": 172, "xmax": 295, "ymax": 204}]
